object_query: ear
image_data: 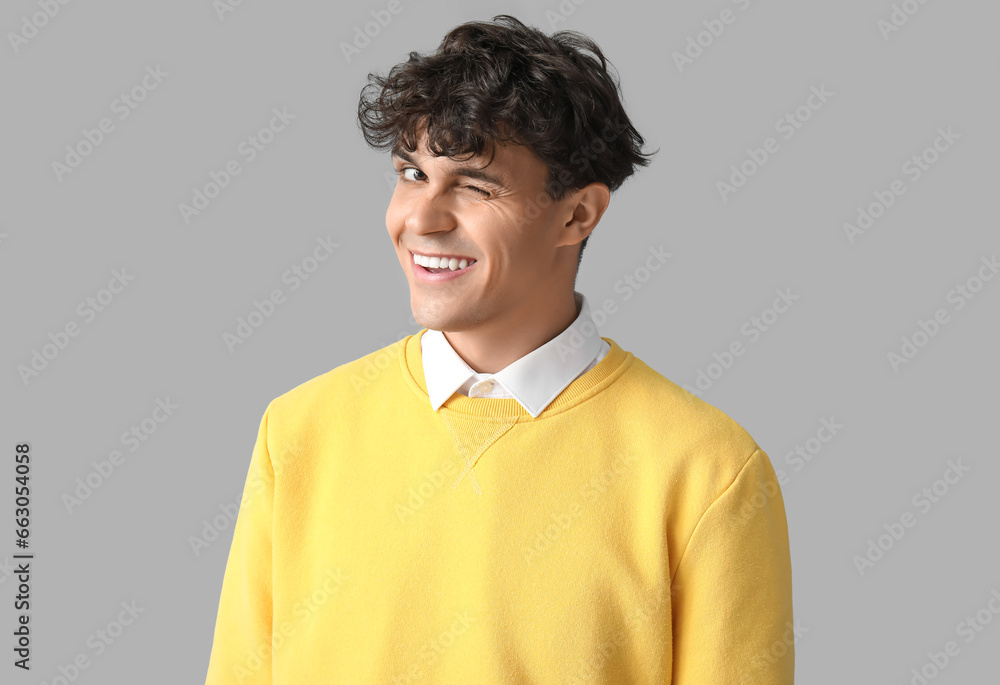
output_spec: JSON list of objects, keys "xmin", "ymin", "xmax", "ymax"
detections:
[{"xmin": 556, "ymin": 182, "xmax": 611, "ymax": 248}]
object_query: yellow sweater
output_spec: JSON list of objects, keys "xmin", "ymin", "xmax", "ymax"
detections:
[{"xmin": 205, "ymin": 330, "xmax": 795, "ymax": 684}]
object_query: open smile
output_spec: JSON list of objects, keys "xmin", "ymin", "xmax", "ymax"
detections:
[{"xmin": 410, "ymin": 250, "xmax": 479, "ymax": 283}]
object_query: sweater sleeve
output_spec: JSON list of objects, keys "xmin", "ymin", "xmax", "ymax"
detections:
[
  {"xmin": 205, "ymin": 403, "xmax": 274, "ymax": 685},
  {"xmin": 670, "ymin": 447, "xmax": 795, "ymax": 684}
]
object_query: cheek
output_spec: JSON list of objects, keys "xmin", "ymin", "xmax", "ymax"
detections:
[{"xmin": 385, "ymin": 196, "xmax": 404, "ymax": 234}]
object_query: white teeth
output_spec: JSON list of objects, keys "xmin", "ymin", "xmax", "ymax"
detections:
[{"xmin": 411, "ymin": 252, "xmax": 476, "ymax": 271}]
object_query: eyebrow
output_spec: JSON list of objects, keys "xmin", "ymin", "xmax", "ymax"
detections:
[{"xmin": 391, "ymin": 147, "xmax": 509, "ymax": 190}]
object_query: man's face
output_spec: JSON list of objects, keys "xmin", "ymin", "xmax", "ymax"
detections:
[{"xmin": 386, "ymin": 132, "xmax": 578, "ymax": 333}]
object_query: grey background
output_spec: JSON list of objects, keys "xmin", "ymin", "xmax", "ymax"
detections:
[{"xmin": 2, "ymin": 0, "xmax": 998, "ymax": 682}]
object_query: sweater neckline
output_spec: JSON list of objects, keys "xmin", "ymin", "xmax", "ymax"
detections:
[{"xmin": 400, "ymin": 328, "xmax": 633, "ymax": 421}]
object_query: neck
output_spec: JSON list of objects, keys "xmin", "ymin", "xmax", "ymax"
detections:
[{"xmin": 442, "ymin": 291, "xmax": 580, "ymax": 373}]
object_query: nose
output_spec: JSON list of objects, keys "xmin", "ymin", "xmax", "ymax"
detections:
[{"xmin": 397, "ymin": 184, "xmax": 457, "ymax": 237}]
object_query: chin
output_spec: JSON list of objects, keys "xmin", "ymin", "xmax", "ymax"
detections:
[{"xmin": 410, "ymin": 301, "xmax": 474, "ymax": 333}]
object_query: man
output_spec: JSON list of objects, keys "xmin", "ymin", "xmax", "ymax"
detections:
[{"xmin": 205, "ymin": 14, "xmax": 794, "ymax": 684}]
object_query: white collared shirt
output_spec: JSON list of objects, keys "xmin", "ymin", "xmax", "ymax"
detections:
[{"xmin": 420, "ymin": 291, "xmax": 610, "ymax": 418}]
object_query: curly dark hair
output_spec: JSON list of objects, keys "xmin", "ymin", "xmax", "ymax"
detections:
[{"xmin": 357, "ymin": 14, "xmax": 656, "ymax": 271}]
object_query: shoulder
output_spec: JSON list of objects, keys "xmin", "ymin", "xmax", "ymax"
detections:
[
  {"xmin": 621, "ymin": 354, "xmax": 760, "ymax": 472},
  {"xmin": 620, "ymin": 354, "xmax": 773, "ymax": 553},
  {"xmin": 264, "ymin": 334, "xmax": 411, "ymax": 429}
]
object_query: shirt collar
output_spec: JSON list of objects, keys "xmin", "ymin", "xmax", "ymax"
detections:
[{"xmin": 420, "ymin": 291, "xmax": 605, "ymax": 418}]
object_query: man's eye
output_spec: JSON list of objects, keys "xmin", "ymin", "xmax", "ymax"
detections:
[
  {"xmin": 399, "ymin": 167, "xmax": 425, "ymax": 182},
  {"xmin": 465, "ymin": 185, "xmax": 491, "ymax": 197}
]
